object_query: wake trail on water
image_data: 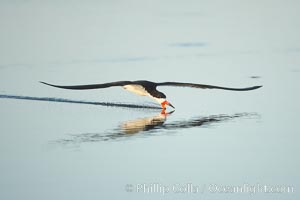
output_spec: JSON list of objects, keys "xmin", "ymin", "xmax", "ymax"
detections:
[{"xmin": 0, "ymin": 94, "xmax": 161, "ymax": 109}]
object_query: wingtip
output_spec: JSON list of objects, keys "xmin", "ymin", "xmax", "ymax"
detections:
[
  {"xmin": 39, "ymin": 81, "xmax": 52, "ymax": 86},
  {"xmin": 240, "ymin": 85, "xmax": 263, "ymax": 91}
]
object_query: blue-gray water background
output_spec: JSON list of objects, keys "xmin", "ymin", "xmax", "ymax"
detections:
[{"xmin": 0, "ymin": 0, "xmax": 299, "ymax": 199}]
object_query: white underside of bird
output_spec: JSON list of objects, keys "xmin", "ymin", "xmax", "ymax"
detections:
[{"xmin": 123, "ymin": 84, "xmax": 166, "ymax": 105}]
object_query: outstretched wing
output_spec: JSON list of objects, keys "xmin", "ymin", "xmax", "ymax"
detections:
[
  {"xmin": 157, "ymin": 82, "xmax": 262, "ymax": 91},
  {"xmin": 40, "ymin": 81, "xmax": 132, "ymax": 90}
]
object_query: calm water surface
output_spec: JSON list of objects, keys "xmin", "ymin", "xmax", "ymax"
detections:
[{"xmin": 0, "ymin": 0, "xmax": 299, "ymax": 199}]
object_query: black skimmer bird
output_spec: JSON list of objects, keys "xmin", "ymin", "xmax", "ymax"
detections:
[{"xmin": 40, "ymin": 80, "xmax": 262, "ymax": 109}]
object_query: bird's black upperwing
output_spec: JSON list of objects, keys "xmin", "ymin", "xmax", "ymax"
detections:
[
  {"xmin": 40, "ymin": 81, "xmax": 132, "ymax": 90},
  {"xmin": 157, "ymin": 82, "xmax": 262, "ymax": 91}
]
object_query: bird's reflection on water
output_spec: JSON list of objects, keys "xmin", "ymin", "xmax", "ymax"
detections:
[
  {"xmin": 121, "ymin": 111, "xmax": 174, "ymax": 134},
  {"xmin": 56, "ymin": 112, "xmax": 259, "ymax": 144}
]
